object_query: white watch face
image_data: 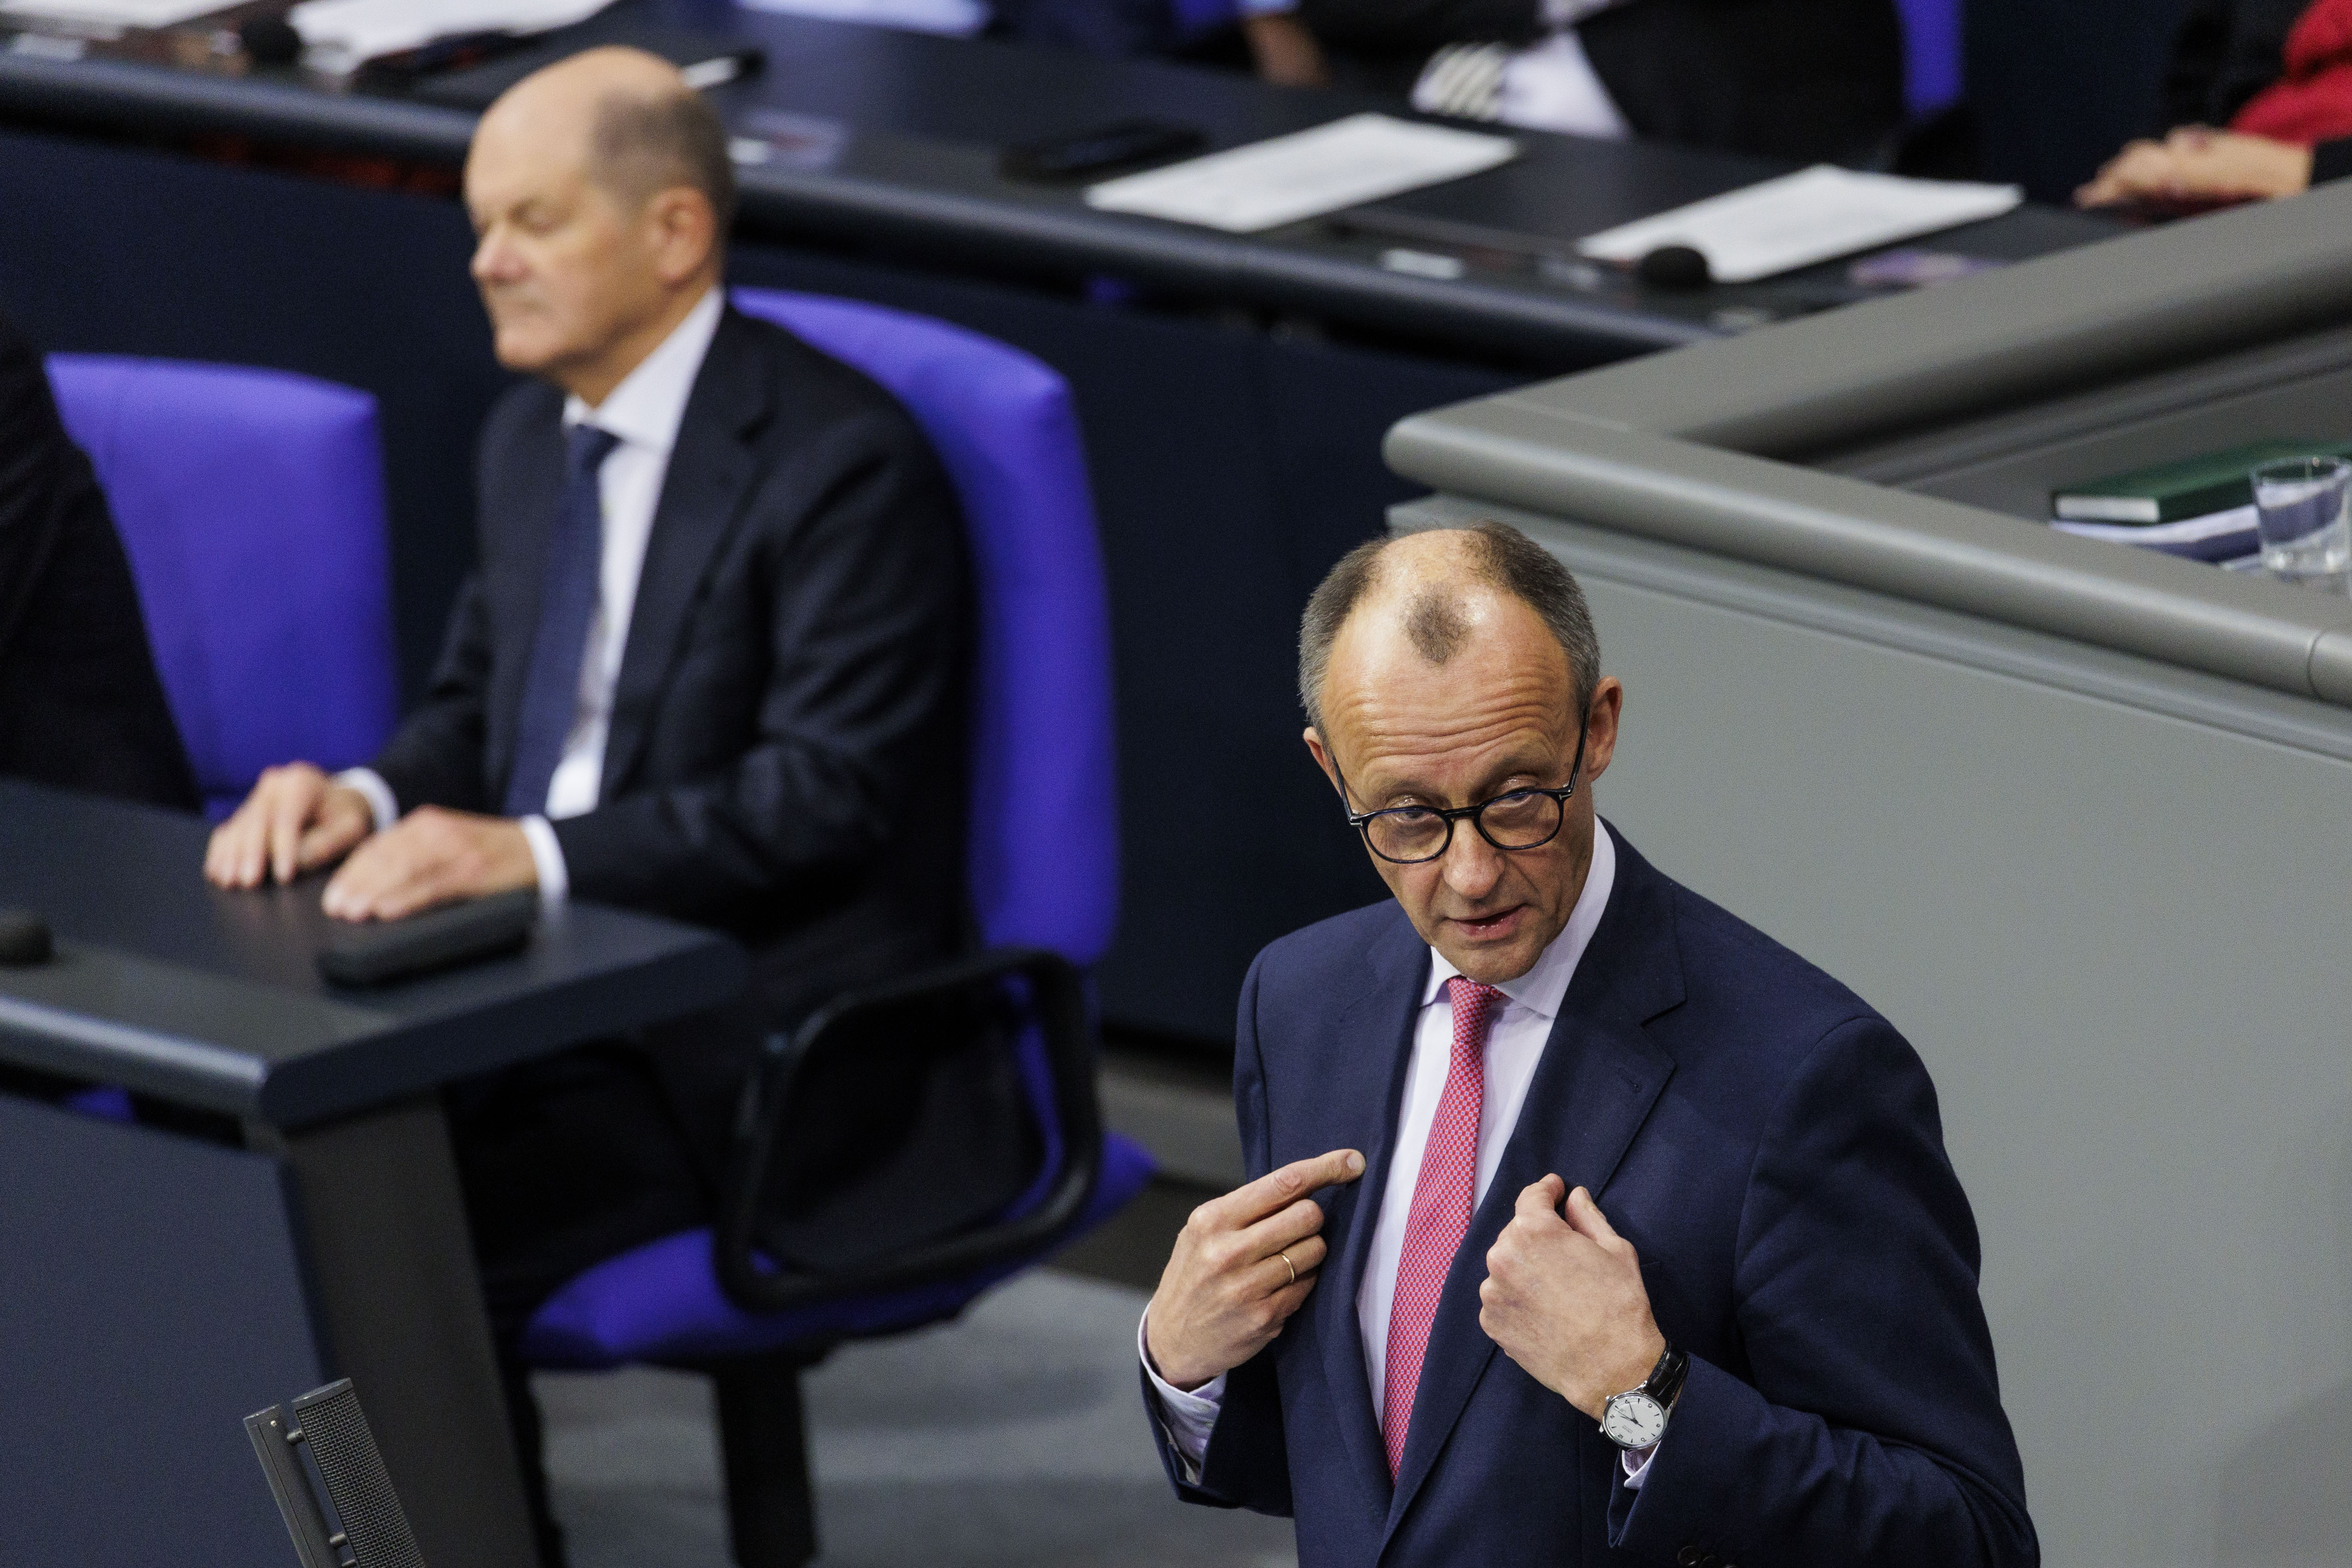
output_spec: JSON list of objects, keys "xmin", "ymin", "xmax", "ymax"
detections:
[{"xmin": 1602, "ymin": 1391, "xmax": 1667, "ymax": 1449}]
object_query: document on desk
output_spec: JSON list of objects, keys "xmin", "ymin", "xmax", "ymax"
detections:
[
  {"xmin": 1084, "ymin": 113, "xmax": 1518, "ymax": 234},
  {"xmin": 0, "ymin": 0, "xmax": 225, "ymax": 28},
  {"xmin": 1577, "ymin": 165, "xmax": 2025, "ymax": 284},
  {"xmin": 287, "ymin": 0, "xmax": 609, "ymax": 70}
]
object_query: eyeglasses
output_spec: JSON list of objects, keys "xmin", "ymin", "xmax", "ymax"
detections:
[{"xmin": 1334, "ymin": 719, "xmax": 1590, "ymax": 866}]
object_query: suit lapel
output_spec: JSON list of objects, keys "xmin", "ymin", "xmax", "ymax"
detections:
[
  {"xmin": 597, "ymin": 309, "xmax": 771, "ymax": 799},
  {"xmin": 1382, "ymin": 830, "xmax": 1685, "ymax": 1543},
  {"xmin": 1313, "ymin": 911, "xmax": 1430, "ymax": 1519}
]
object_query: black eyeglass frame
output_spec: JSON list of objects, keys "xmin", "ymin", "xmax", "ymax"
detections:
[{"xmin": 1333, "ymin": 715, "xmax": 1591, "ymax": 866}]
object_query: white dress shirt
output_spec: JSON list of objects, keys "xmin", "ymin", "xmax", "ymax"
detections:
[
  {"xmin": 341, "ymin": 286, "xmax": 727, "ymax": 902},
  {"xmin": 1404, "ymin": 0, "xmax": 1633, "ymax": 140},
  {"xmin": 1144, "ymin": 825, "xmax": 1658, "ymax": 1487}
]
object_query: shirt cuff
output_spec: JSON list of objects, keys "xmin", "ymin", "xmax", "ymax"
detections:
[
  {"xmin": 517, "ymin": 814, "xmax": 570, "ymax": 906},
  {"xmin": 1621, "ymin": 1437, "xmax": 1659, "ymax": 1489},
  {"xmin": 1138, "ymin": 1311, "xmax": 1224, "ymax": 1483},
  {"xmin": 333, "ymin": 768, "xmax": 398, "ymax": 833}
]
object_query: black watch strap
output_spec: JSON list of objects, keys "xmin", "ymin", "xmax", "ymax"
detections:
[{"xmin": 1643, "ymin": 1343, "xmax": 1689, "ymax": 1409}]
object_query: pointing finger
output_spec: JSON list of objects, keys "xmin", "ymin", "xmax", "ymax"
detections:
[{"xmin": 1220, "ymin": 1148, "xmax": 1365, "ymax": 1230}]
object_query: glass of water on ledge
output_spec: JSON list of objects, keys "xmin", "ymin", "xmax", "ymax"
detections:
[{"xmin": 2251, "ymin": 455, "xmax": 2352, "ymax": 590}]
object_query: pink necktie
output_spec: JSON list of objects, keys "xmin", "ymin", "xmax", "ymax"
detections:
[{"xmin": 1382, "ymin": 975, "xmax": 1504, "ymax": 1480}]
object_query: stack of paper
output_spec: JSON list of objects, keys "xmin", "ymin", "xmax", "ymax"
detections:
[
  {"xmin": 1577, "ymin": 165, "xmax": 2024, "ymax": 285},
  {"xmin": 0, "ymin": 0, "xmax": 225, "ymax": 29},
  {"xmin": 2051, "ymin": 506, "xmax": 2260, "ymax": 564},
  {"xmin": 288, "ymin": 0, "xmax": 609, "ymax": 71},
  {"xmin": 737, "ymin": 0, "xmax": 986, "ymax": 36},
  {"xmin": 1085, "ymin": 113, "xmax": 1517, "ymax": 235}
]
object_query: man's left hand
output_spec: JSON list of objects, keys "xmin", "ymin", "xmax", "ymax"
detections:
[
  {"xmin": 321, "ymin": 805, "xmax": 537, "ymax": 921},
  {"xmin": 1480, "ymin": 1175, "xmax": 1666, "ymax": 1420}
]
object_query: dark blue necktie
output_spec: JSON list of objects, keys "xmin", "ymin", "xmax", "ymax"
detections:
[{"xmin": 504, "ymin": 423, "xmax": 620, "ymax": 818}]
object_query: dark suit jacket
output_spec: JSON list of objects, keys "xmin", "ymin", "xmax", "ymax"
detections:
[
  {"xmin": 2165, "ymin": 0, "xmax": 2307, "ymax": 128},
  {"xmin": 1156, "ymin": 829, "xmax": 2036, "ymax": 1568},
  {"xmin": 373, "ymin": 306, "xmax": 970, "ymax": 1155},
  {"xmin": 0, "ymin": 314, "xmax": 198, "ymax": 812},
  {"xmin": 1299, "ymin": 0, "xmax": 1903, "ymax": 162}
]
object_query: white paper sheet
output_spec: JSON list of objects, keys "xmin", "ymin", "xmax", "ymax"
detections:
[
  {"xmin": 287, "ymin": 0, "xmax": 609, "ymax": 70},
  {"xmin": 737, "ymin": 0, "xmax": 986, "ymax": 37},
  {"xmin": 0, "ymin": 0, "xmax": 225, "ymax": 29},
  {"xmin": 1085, "ymin": 113, "xmax": 1517, "ymax": 235},
  {"xmin": 1577, "ymin": 165, "xmax": 2024, "ymax": 285}
]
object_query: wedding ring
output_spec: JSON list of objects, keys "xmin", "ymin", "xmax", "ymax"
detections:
[{"xmin": 1278, "ymin": 1249, "xmax": 1297, "ymax": 1287}]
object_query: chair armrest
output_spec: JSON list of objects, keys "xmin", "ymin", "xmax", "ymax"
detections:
[{"xmin": 714, "ymin": 946, "xmax": 1103, "ymax": 1313}]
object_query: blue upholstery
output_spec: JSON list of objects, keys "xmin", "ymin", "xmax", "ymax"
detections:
[
  {"xmin": 521, "ymin": 290, "xmax": 1144, "ymax": 1372},
  {"xmin": 45, "ymin": 356, "xmax": 398, "ymax": 818},
  {"xmin": 1895, "ymin": 0, "xmax": 1963, "ymax": 119}
]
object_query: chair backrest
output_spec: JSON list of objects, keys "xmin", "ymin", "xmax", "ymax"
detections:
[
  {"xmin": 729, "ymin": 289, "xmax": 1120, "ymax": 968},
  {"xmin": 45, "ymin": 356, "xmax": 399, "ymax": 817},
  {"xmin": 1896, "ymin": 0, "xmax": 1963, "ymax": 120}
]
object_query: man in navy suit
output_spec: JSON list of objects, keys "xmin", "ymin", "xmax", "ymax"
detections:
[{"xmin": 1139, "ymin": 521, "xmax": 2035, "ymax": 1566}]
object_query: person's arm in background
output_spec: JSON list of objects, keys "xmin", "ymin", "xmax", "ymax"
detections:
[
  {"xmin": 1238, "ymin": 0, "xmax": 1331, "ymax": 86},
  {"xmin": 2077, "ymin": 124, "xmax": 2317, "ymax": 206},
  {"xmin": 1296, "ymin": 0, "xmax": 1539, "ymax": 62}
]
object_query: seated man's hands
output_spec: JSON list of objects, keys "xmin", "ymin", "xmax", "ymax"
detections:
[
  {"xmin": 1146, "ymin": 1148, "xmax": 1365, "ymax": 1391},
  {"xmin": 1243, "ymin": 12, "xmax": 1330, "ymax": 88},
  {"xmin": 205, "ymin": 762, "xmax": 376, "ymax": 889},
  {"xmin": 2077, "ymin": 126, "xmax": 2315, "ymax": 208},
  {"xmin": 320, "ymin": 805, "xmax": 536, "ymax": 921},
  {"xmin": 1481, "ymin": 1176, "xmax": 1665, "ymax": 1421}
]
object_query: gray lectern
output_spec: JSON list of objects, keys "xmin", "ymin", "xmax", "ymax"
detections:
[
  {"xmin": 1383, "ymin": 184, "xmax": 2352, "ymax": 1566},
  {"xmin": 0, "ymin": 782, "xmax": 744, "ymax": 1568}
]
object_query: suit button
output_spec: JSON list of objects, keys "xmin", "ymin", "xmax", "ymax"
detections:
[{"xmin": 1676, "ymin": 1551, "xmax": 1702, "ymax": 1567}]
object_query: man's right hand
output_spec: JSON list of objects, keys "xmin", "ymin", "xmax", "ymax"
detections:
[
  {"xmin": 1145, "ymin": 1147, "xmax": 1364, "ymax": 1391},
  {"xmin": 204, "ymin": 762, "xmax": 376, "ymax": 889}
]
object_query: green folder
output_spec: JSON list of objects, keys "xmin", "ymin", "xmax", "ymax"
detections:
[{"xmin": 2051, "ymin": 439, "xmax": 2352, "ymax": 525}]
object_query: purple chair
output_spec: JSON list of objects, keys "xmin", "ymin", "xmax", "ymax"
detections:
[
  {"xmin": 44, "ymin": 356, "xmax": 398, "ymax": 819},
  {"xmin": 519, "ymin": 289, "xmax": 1155, "ymax": 1568},
  {"xmin": 1896, "ymin": 0, "xmax": 1963, "ymax": 120}
]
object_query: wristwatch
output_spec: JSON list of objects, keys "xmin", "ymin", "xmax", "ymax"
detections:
[{"xmin": 1599, "ymin": 1343, "xmax": 1689, "ymax": 1450}]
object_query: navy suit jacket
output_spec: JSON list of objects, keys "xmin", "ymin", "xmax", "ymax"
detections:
[
  {"xmin": 372, "ymin": 307, "xmax": 969, "ymax": 1162},
  {"xmin": 1155, "ymin": 828, "xmax": 2035, "ymax": 1568}
]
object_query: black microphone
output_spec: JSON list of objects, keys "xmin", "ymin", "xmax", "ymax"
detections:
[
  {"xmin": 0, "ymin": 908, "xmax": 53, "ymax": 966},
  {"xmin": 238, "ymin": 15, "xmax": 303, "ymax": 68},
  {"xmin": 1636, "ymin": 244, "xmax": 1713, "ymax": 291}
]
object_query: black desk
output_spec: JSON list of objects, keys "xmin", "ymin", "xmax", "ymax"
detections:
[
  {"xmin": 0, "ymin": 5, "xmax": 2120, "ymax": 1046},
  {"xmin": 0, "ymin": 781, "xmax": 744, "ymax": 1568}
]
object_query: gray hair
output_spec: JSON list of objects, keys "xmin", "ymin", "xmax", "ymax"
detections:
[
  {"xmin": 591, "ymin": 84, "xmax": 739, "ymax": 234},
  {"xmin": 1297, "ymin": 521, "xmax": 1601, "ymax": 731}
]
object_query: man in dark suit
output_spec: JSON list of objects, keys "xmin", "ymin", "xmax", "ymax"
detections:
[
  {"xmin": 1235, "ymin": 0, "xmax": 1903, "ymax": 163},
  {"xmin": 205, "ymin": 47, "xmax": 967, "ymax": 1563},
  {"xmin": 1139, "ymin": 522, "xmax": 2034, "ymax": 1565},
  {"xmin": 0, "ymin": 311, "xmax": 198, "ymax": 811}
]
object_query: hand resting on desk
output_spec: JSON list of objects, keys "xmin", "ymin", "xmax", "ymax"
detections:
[{"xmin": 204, "ymin": 761, "xmax": 536, "ymax": 920}]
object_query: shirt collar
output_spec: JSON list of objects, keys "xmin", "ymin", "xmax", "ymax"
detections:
[
  {"xmin": 561, "ymin": 286, "xmax": 725, "ymax": 454},
  {"xmin": 1421, "ymin": 819, "xmax": 1617, "ymax": 1022}
]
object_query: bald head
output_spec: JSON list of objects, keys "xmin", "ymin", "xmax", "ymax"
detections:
[
  {"xmin": 1298, "ymin": 524, "xmax": 1600, "ymax": 733},
  {"xmin": 1296, "ymin": 525, "xmax": 1618, "ymax": 984},
  {"xmin": 464, "ymin": 47, "xmax": 732, "ymax": 403},
  {"xmin": 479, "ymin": 47, "xmax": 737, "ymax": 233}
]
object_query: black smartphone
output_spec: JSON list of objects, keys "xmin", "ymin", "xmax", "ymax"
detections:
[{"xmin": 999, "ymin": 119, "xmax": 1208, "ymax": 185}]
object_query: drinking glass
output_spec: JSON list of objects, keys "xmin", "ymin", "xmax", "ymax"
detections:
[{"xmin": 2250, "ymin": 456, "xmax": 2352, "ymax": 590}]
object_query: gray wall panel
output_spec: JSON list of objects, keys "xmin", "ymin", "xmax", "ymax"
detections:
[
  {"xmin": 0, "ymin": 1096, "xmax": 327, "ymax": 1567},
  {"xmin": 1397, "ymin": 500, "xmax": 2352, "ymax": 1564}
]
